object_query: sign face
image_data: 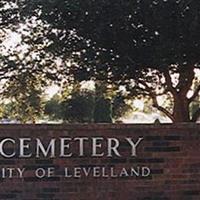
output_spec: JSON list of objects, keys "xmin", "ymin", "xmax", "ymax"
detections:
[
  {"xmin": 0, "ymin": 136, "xmax": 150, "ymax": 179},
  {"xmin": 0, "ymin": 137, "xmax": 144, "ymax": 158},
  {"xmin": 0, "ymin": 124, "xmax": 199, "ymax": 200}
]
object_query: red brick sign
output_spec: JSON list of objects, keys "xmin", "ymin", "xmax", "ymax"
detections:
[{"xmin": 0, "ymin": 124, "xmax": 199, "ymax": 200}]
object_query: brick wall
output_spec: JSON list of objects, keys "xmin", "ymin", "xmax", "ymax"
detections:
[{"xmin": 0, "ymin": 124, "xmax": 199, "ymax": 200}]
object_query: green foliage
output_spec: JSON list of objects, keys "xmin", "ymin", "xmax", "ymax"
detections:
[
  {"xmin": 0, "ymin": 103, "xmax": 13, "ymax": 121},
  {"xmin": 23, "ymin": 0, "xmax": 200, "ymax": 77},
  {"xmin": 61, "ymin": 89, "xmax": 95, "ymax": 123},
  {"xmin": 43, "ymin": 83, "xmax": 132, "ymax": 123},
  {"xmin": 112, "ymin": 93, "xmax": 133, "ymax": 120},
  {"xmin": 44, "ymin": 94, "xmax": 62, "ymax": 120},
  {"xmin": 1, "ymin": 0, "xmax": 200, "ymax": 122},
  {"xmin": 20, "ymin": 0, "xmax": 200, "ymax": 122},
  {"xmin": 94, "ymin": 97, "xmax": 112, "ymax": 123},
  {"xmin": 190, "ymin": 99, "xmax": 200, "ymax": 121},
  {"xmin": 191, "ymin": 102, "xmax": 199, "ymax": 116},
  {"xmin": 0, "ymin": 1, "xmax": 20, "ymax": 28},
  {"xmin": 2, "ymin": 75, "xmax": 45, "ymax": 123}
]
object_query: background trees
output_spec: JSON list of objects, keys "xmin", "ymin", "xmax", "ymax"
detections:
[
  {"xmin": 0, "ymin": 0, "xmax": 200, "ymax": 122},
  {"xmin": 61, "ymin": 88, "xmax": 95, "ymax": 123},
  {"xmin": 2, "ymin": 74, "xmax": 44, "ymax": 123},
  {"xmin": 43, "ymin": 84, "xmax": 132, "ymax": 123}
]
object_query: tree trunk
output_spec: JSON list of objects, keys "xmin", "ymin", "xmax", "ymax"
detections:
[{"xmin": 173, "ymin": 94, "xmax": 190, "ymax": 122}]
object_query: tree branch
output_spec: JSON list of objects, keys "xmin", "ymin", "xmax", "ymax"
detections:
[
  {"xmin": 137, "ymin": 78, "xmax": 174, "ymax": 121},
  {"xmin": 179, "ymin": 69, "xmax": 194, "ymax": 95},
  {"xmin": 126, "ymin": 56, "xmax": 135, "ymax": 65},
  {"xmin": 191, "ymin": 108, "xmax": 200, "ymax": 122},
  {"xmin": 151, "ymin": 94, "xmax": 175, "ymax": 122},
  {"xmin": 163, "ymin": 70, "xmax": 177, "ymax": 95},
  {"xmin": 137, "ymin": 79, "xmax": 153, "ymax": 93}
]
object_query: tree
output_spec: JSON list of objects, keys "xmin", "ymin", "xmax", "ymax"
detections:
[
  {"xmin": 23, "ymin": 0, "xmax": 200, "ymax": 122},
  {"xmin": 112, "ymin": 92, "xmax": 133, "ymax": 120},
  {"xmin": 94, "ymin": 81, "xmax": 132, "ymax": 122},
  {"xmin": 0, "ymin": 1, "xmax": 60, "ymax": 122},
  {"xmin": 0, "ymin": 1, "xmax": 20, "ymax": 28},
  {"xmin": 2, "ymin": 74, "xmax": 45, "ymax": 123},
  {"xmin": 94, "ymin": 97, "xmax": 112, "ymax": 123},
  {"xmin": 44, "ymin": 94, "xmax": 62, "ymax": 120},
  {"xmin": 45, "ymin": 83, "xmax": 131, "ymax": 123},
  {"xmin": 0, "ymin": 0, "xmax": 60, "ymax": 89},
  {"xmin": 1, "ymin": 0, "xmax": 200, "ymax": 122},
  {"xmin": 61, "ymin": 88, "xmax": 95, "ymax": 123}
]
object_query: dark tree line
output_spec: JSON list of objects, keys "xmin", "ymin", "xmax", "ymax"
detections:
[{"xmin": 44, "ymin": 84, "xmax": 132, "ymax": 123}]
